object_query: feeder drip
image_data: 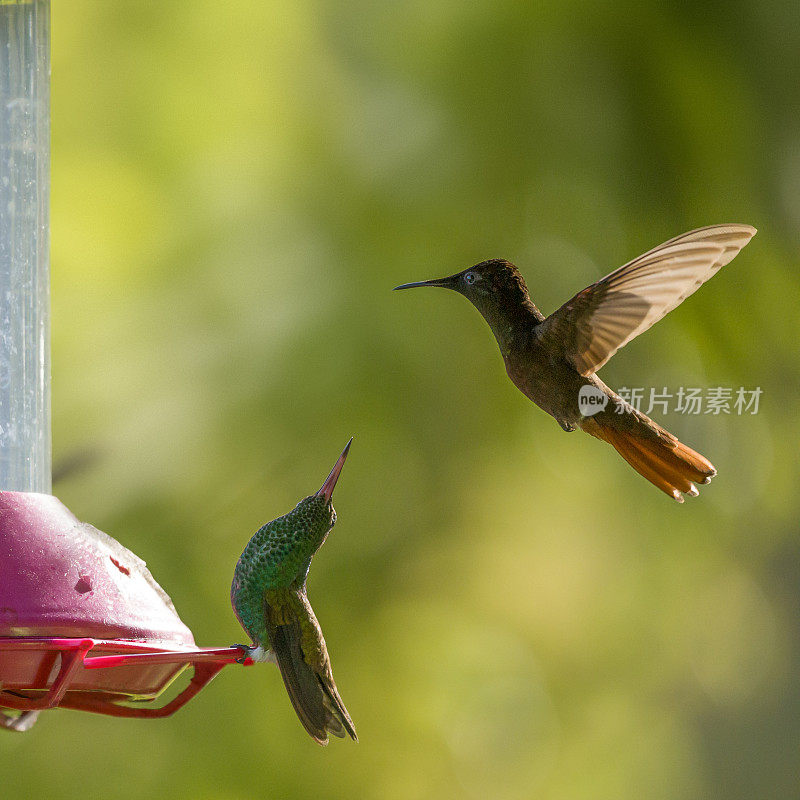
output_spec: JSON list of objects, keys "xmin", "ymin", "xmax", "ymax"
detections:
[{"xmin": 0, "ymin": 0, "xmax": 50, "ymax": 493}]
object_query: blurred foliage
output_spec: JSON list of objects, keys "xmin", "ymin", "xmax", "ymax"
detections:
[{"xmin": 2, "ymin": 0, "xmax": 799, "ymax": 798}]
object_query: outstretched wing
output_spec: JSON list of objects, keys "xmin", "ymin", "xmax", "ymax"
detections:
[
  {"xmin": 538, "ymin": 224, "xmax": 756, "ymax": 376},
  {"xmin": 265, "ymin": 588, "xmax": 357, "ymax": 745}
]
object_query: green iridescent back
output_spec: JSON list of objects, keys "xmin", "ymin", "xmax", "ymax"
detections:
[{"xmin": 230, "ymin": 494, "xmax": 335, "ymax": 641}]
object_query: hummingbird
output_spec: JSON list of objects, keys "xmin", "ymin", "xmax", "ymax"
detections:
[
  {"xmin": 395, "ymin": 224, "xmax": 756, "ymax": 502},
  {"xmin": 231, "ymin": 440, "xmax": 357, "ymax": 745}
]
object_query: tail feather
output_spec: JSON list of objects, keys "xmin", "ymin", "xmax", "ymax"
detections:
[
  {"xmin": 581, "ymin": 416, "xmax": 716, "ymax": 501},
  {"xmin": 610, "ymin": 432, "xmax": 687, "ymax": 502},
  {"xmin": 616, "ymin": 431, "xmax": 698, "ymax": 495}
]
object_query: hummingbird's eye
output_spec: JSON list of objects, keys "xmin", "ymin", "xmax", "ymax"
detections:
[{"xmin": 463, "ymin": 272, "xmax": 476, "ymax": 285}]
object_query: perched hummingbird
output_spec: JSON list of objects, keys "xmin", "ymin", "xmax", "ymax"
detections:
[
  {"xmin": 231, "ymin": 440, "xmax": 357, "ymax": 745},
  {"xmin": 395, "ymin": 224, "xmax": 756, "ymax": 502}
]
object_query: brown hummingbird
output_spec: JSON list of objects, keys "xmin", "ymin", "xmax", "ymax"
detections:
[{"xmin": 395, "ymin": 224, "xmax": 756, "ymax": 502}]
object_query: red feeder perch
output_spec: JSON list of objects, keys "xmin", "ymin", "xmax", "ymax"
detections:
[{"xmin": 0, "ymin": 2, "xmax": 246, "ymax": 731}]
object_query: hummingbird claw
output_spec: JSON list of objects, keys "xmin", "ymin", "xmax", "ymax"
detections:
[
  {"xmin": 231, "ymin": 643, "xmax": 253, "ymax": 664},
  {"xmin": 231, "ymin": 644, "xmax": 275, "ymax": 664}
]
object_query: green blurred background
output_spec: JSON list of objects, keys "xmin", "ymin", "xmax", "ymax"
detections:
[{"xmin": 4, "ymin": 1, "xmax": 800, "ymax": 798}]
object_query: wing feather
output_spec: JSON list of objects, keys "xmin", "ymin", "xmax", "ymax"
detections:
[
  {"xmin": 265, "ymin": 588, "xmax": 357, "ymax": 745},
  {"xmin": 539, "ymin": 224, "xmax": 756, "ymax": 375}
]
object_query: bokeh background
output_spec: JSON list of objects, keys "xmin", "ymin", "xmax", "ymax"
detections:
[{"xmin": 3, "ymin": 1, "xmax": 800, "ymax": 798}]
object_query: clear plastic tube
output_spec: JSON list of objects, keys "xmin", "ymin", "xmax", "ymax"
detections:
[{"xmin": 0, "ymin": 0, "xmax": 50, "ymax": 493}]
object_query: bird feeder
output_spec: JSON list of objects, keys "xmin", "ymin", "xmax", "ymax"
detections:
[{"xmin": 0, "ymin": 0, "xmax": 247, "ymax": 732}]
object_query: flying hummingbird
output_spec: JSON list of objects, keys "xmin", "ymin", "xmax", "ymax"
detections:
[
  {"xmin": 231, "ymin": 440, "xmax": 357, "ymax": 744},
  {"xmin": 395, "ymin": 224, "xmax": 756, "ymax": 502}
]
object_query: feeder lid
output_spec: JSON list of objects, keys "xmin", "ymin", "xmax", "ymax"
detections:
[{"xmin": 0, "ymin": 491, "xmax": 195, "ymax": 646}]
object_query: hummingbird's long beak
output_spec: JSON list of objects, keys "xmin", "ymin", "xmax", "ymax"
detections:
[
  {"xmin": 316, "ymin": 438, "xmax": 352, "ymax": 502},
  {"xmin": 393, "ymin": 275, "xmax": 456, "ymax": 290}
]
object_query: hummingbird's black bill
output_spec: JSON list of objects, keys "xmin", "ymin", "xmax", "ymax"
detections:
[
  {"xmin": 316, "ymin": 438, "xmax": 352, "ymax": 502},
  {"xmin": 393, "ymin": 275, "xmax": 456, "ymax": 290}
]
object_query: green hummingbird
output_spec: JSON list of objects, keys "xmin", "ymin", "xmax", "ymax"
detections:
[{"xmin": 231, "ymin": 440, "xmax": 357, "ymax": 745}]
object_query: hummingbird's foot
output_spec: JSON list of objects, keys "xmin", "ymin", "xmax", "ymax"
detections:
[
  {"xmin": 230, "ymin": 643, "xmax": 275, "ymax": 664},
  {"xmin": 231, "ymin": 643, "xmax": 254, "ymax": 664}
]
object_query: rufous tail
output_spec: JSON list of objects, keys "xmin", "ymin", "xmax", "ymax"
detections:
[{"xmin": 581, "ymin": 416, "xmax": 716, "ymax": 502}]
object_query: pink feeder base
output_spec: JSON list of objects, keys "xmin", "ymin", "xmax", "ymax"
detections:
[{"xmin": 0, "ymin": 492, "xmax": 249, "ymax": 728}]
